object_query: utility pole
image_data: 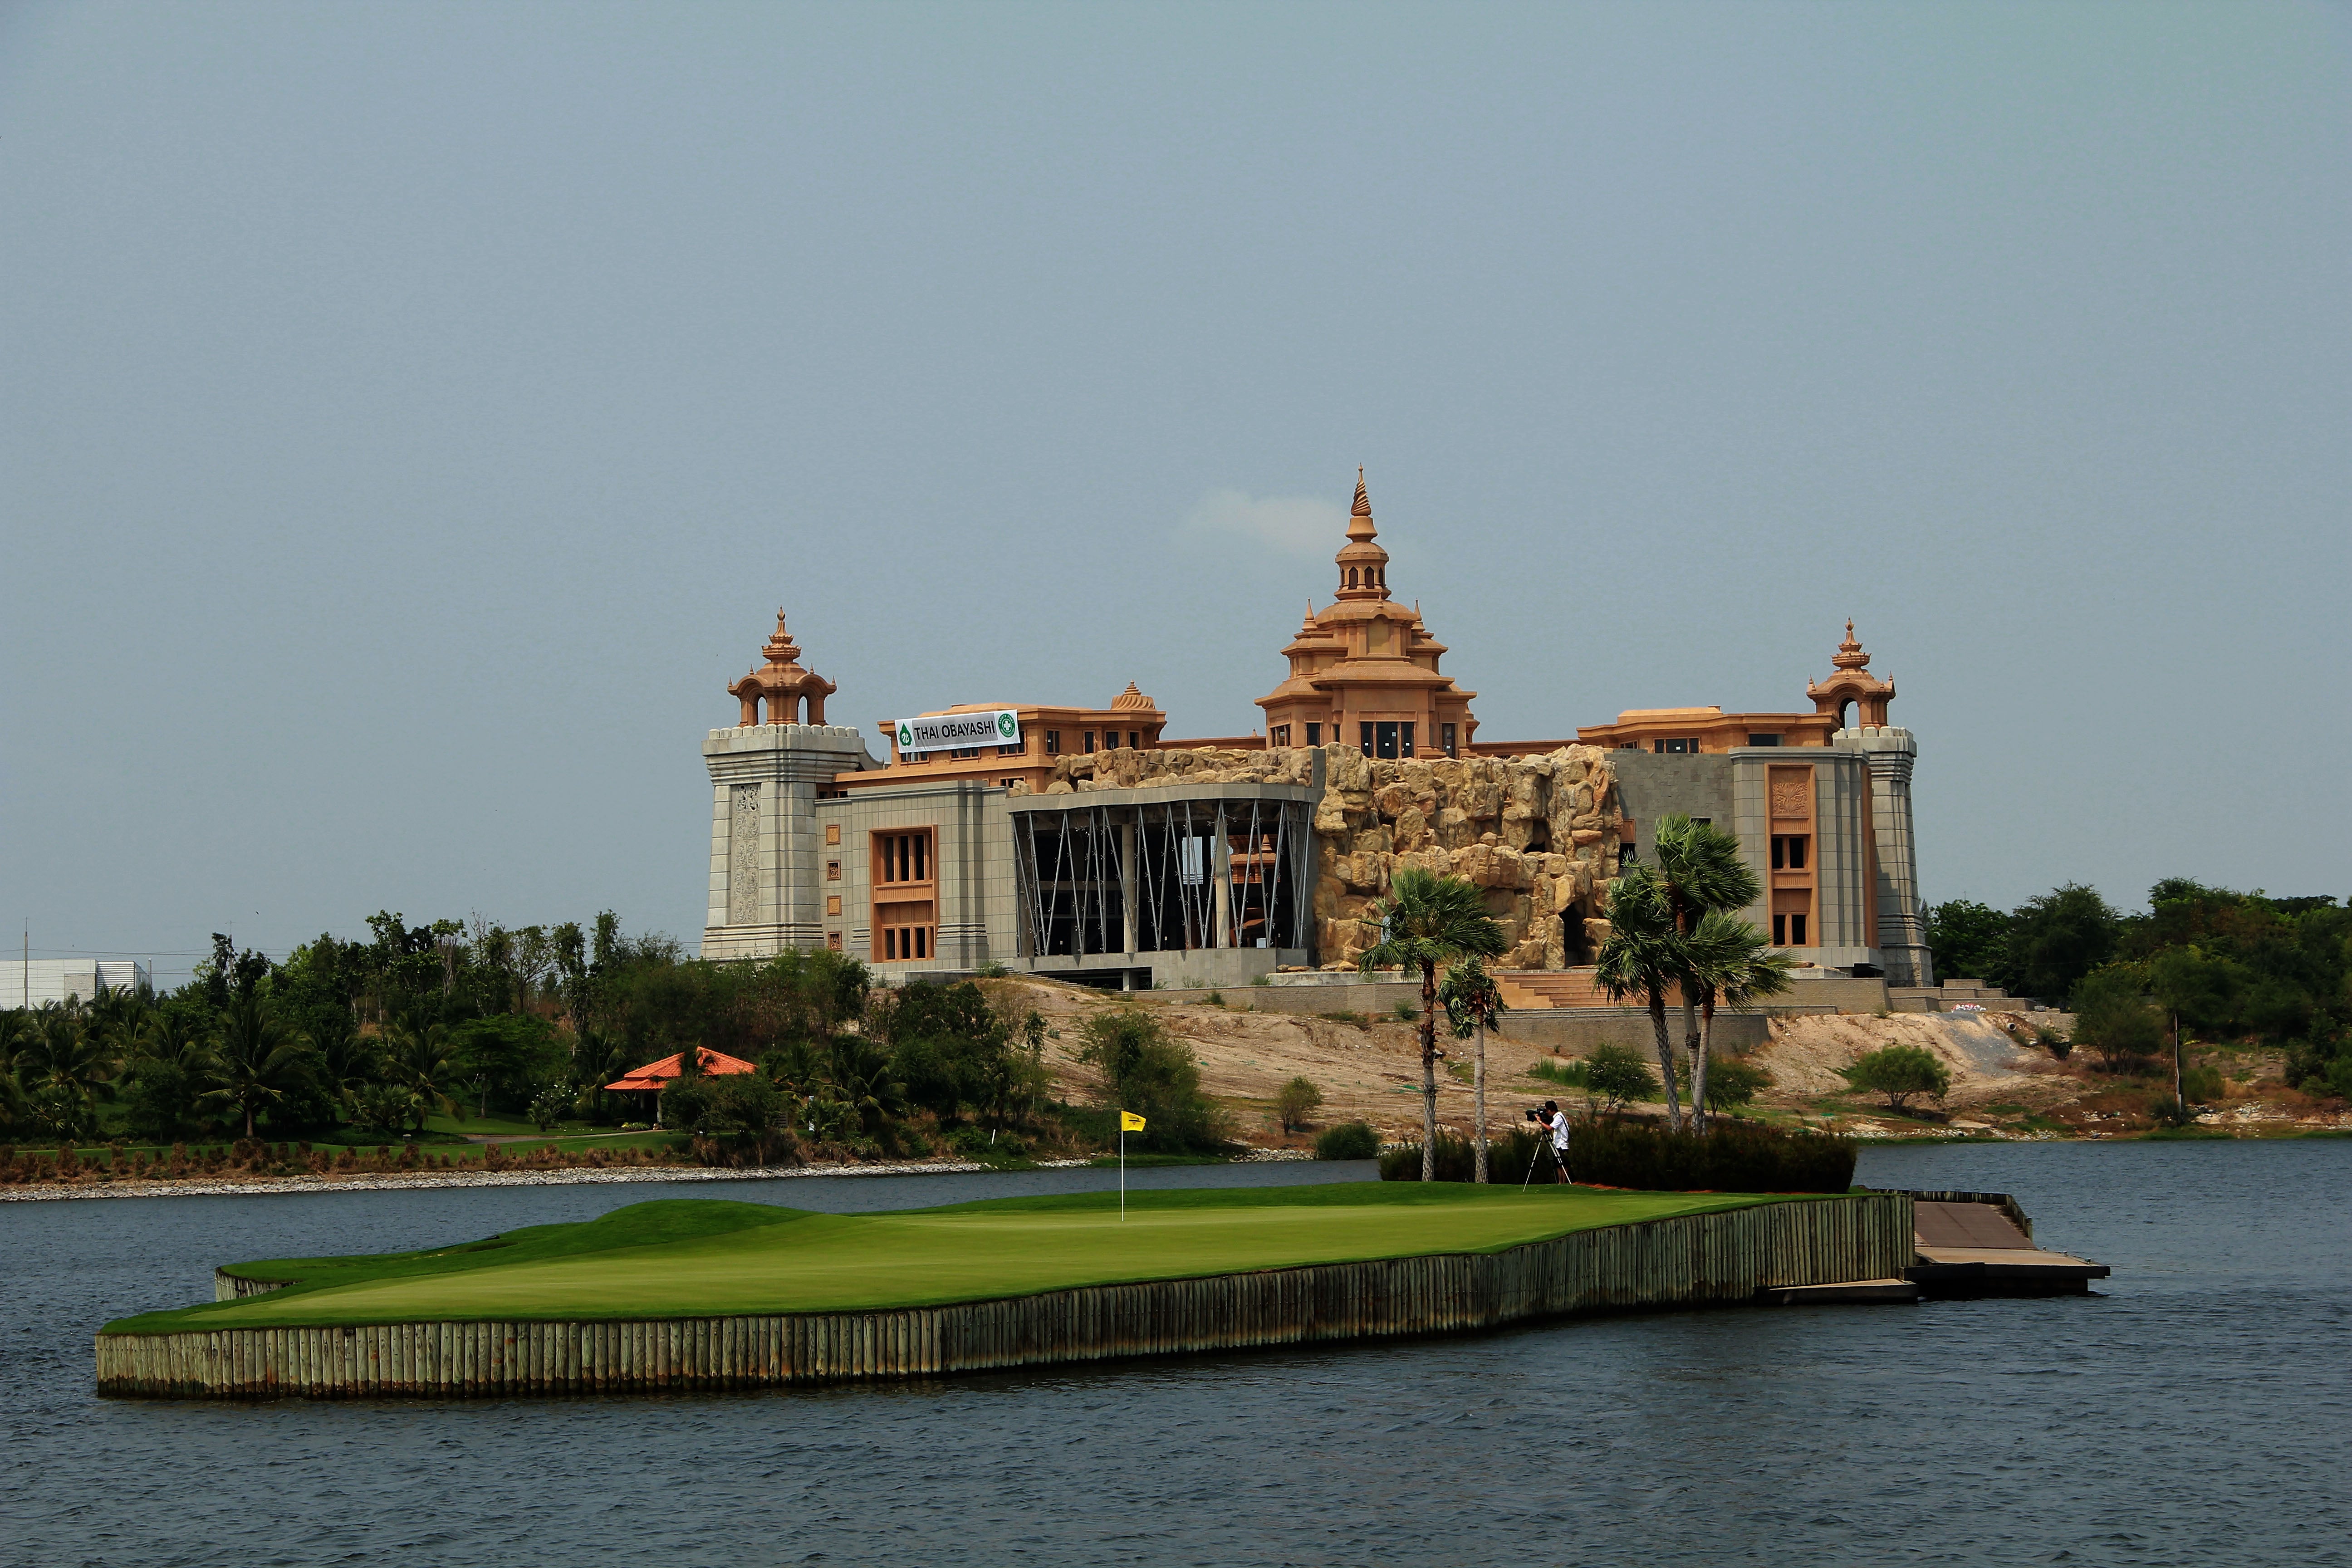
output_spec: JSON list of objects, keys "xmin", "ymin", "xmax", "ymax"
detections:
[{"xmin": 2173, "ymin": 1009, "xmax": 2185, "ymax": 1109}]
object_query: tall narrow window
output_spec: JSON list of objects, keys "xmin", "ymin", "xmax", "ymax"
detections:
[
  {"xmin": 1441, "ymin": 723, "xmax": 1457, "ymax": 758},
  {"xmin": 1360, "ymin": 722, "xmax": 1375, "ymax": 756},
  {"xmin": 1305, "ymin": 722, "xmax": 1322, "ymax": 746},
  {"xmin": 1044, "ymin": 731, "xmax": 1061, "ymax": 756},
  {"xmin": 1399, "ymin": 722, "xmax": 1416, "ymax": 758},
  {"xmin": 872, "ymin": 828, "xmax": 937, "ymax": 962},
  {"xmin": 1083, "ymin": 731, "xmax": 1096, "ymax": 754}
]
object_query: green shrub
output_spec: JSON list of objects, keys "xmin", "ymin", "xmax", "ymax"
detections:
[
  {"xmin": 1838, "ymin": 1044, "xmax": 1951, "ymax": 1112},
  {"xmin": 1313, "ymin": 1121, "xmax": 1380, "ymax": 1160},
  {"xmin": 2181, "ymin": 1064, "xmax": 2224, "ymax": 1103},
  {"xmin": 1250, "ymin": 973, "xmax": 1272, "ymax": 987},
  {"xmin": 1577, "ymin": 1044, "xmax": 1660, "ymax": 1114},
  {"xmin": 1529, "ymin": 1058, "xmax": 1584, "ymax": 1088},
  {"xmin": 1072, "ymin": 1007, "xmax": 1235, "ymax": 1153},
  {"xmin": 1205, "ymin": 990, "xmax": 1225, "ymax": 1008},
  {"xmin": 2148, "ymin": 1096, "xmax": 2195, "ymax": 1128},
  {"xmin": 1392, "ymin": 999, "xmax": 1420, "ymax": 1022},
  {"xmin": 1566, "ymin": 1117, "xmax": 1855, "ymax": 1192},
  {"xmin": 1274, "ymin": 1075, "xmax": 1324, "ymax": 1132},
  {"xmin": 2071, "ymin": 965, "xmax": 2166, "ymax": 1071},
  {"xmin": 1701, "ymin": 1056, "xmax": 1772, "ymax": 1113}
]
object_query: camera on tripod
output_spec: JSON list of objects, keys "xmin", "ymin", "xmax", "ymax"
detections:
[{"xmin": 1524, "ymin": 1107, "xmax": 1545, "ymax": 1123}]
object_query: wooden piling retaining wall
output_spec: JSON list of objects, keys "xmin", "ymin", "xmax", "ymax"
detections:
[
  {"xmin": 214, "ymin": 1269, "xmax": 289, "ymax": 1302},
  {"xmin": 100, "ymin": 1192, "xmax": 1910, "ymax": 1400}
]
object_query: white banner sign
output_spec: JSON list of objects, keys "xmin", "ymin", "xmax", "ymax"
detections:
[{"xmin": 893, "ymin": 709, "xmax": 1021, "ymax": 755}]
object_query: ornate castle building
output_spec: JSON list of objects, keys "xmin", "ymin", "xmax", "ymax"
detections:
[{"xmin": 700, "ymin": 475, "xmax": 1932, "ymax": 990}]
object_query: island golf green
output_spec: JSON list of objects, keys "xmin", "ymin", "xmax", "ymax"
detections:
[{"xmin": 107, "ymin": 1182, "xmax": 1815, "ymax": 1335}]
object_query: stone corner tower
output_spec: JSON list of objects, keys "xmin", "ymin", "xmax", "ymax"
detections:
[
  {"xmin": 701, "ymin": 612, "xmax": 873, "ymax": 960},
  {"xmin": 1814, "ymin": 622, "xmax": 1934, "ymax": 988}
]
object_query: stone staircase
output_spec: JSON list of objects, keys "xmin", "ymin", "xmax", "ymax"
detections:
[
  {"xmin": 1888, "ymin": 977, "xmax": 2042, "ymax": 1014},
  {"xmin": 1495, "ymin": 968, "xmax": 1680, "ymax": 1011}
]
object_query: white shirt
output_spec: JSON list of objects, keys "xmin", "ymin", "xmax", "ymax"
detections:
[{"xmin": 1548, "ymin": 1111, "xmax": 1572, "ymax": 1151}]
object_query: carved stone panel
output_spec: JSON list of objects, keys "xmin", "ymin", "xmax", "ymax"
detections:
[{"xmin": 728, "ymin": 784, "xmax": 761, "ymax": 925}]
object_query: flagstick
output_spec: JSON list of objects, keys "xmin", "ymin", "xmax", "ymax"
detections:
[{"xmin": 1119, "ymin": 1126, "xmax": 1126, "ymax": 1220}]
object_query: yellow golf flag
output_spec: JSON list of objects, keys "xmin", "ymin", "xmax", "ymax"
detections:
[{"xmin": 1119, "ymin": 1110, "xmax": 1147, "ymax": 1132}]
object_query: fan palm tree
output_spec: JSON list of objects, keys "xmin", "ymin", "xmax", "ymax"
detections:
[
  {"xmin": 1594, "ymin": 865, "xmax": 1689, "ymax": 1128},
  {"xmin": 1680, "ymin": 911, "xmax": 1794, "ymax": 1128},
  {"xmin": 201, "ymin": 996, "xmax": 314, "ymax": 1140},
  {"xmin": 1439, "ymin": 956, "xmax": 1509, "ymax": 1182},
  {"xmin": 1650, "ymin": 814, "xmax": 1763, "ymax": 1097},
  {"xmin": 1358, "ymin": 867, "xmax": 1508, "ymax": 1181}
]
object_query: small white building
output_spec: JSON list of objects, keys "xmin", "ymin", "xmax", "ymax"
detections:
[{"xmin": 0, "ymin": 959, "xmax": 152, "ymax": 1009}]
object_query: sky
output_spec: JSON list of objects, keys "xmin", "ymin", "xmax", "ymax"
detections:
[{"xmin": 4, "ymin": 1, "xmax": 2348, "ymax": 984}]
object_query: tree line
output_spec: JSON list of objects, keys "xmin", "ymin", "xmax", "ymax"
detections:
[
  {"xmin": 1928, "ymin": 881, "xmax": 2350, "ymax": 1091},
  {"xmin": 0, "ymin": 910, "xmax": 1230, "ymax": 1159}
]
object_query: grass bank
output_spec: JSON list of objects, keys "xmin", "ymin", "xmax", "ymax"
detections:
[{"xmin": 106, "ymin": 1185, "xmax": 1797, "ymax": 1334}]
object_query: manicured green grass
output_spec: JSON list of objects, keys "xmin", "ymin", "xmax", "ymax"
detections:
[{"xmin": 104, "ymin": 1184, "xmax": 1800, "ymax": 1334}]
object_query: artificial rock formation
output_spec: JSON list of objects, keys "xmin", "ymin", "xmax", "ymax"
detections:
[{"xmin": 1014, "ymin": 743, "xmax": 1621, "ymax": 971}]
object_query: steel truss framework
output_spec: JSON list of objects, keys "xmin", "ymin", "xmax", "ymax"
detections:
[{"xmin": 1013, "ymin": 797, "xmax": 1314, "ymax": 960}]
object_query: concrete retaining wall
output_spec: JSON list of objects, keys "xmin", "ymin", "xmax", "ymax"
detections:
[{"xmin": 99, "ymin": 1194, "xmax": 1910, "ymax": 1400}]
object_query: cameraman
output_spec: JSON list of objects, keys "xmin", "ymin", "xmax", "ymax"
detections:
[{"xmin": 1539, "ymin": 1099, "xmax": 1572, "ymax": 1183}]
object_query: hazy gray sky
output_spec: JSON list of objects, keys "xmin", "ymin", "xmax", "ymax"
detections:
[{"xmin": 5, "ymin": 1, "xmax": 2348, "ymax": 983}]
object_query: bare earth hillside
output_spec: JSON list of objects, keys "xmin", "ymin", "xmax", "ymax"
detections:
[{"xmin": 989, "ymin": 977, "xmax": 2348, "ymax": 1142}]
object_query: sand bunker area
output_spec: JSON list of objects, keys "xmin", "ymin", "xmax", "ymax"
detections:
[{"xmin": 980, "ymin": 976, "xmax": 1568, "ymax": 1143}]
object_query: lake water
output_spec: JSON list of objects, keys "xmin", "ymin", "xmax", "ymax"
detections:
[{"xmin": 4, "ymin": 1142, "xmax": 2346, "ymax": 1567}]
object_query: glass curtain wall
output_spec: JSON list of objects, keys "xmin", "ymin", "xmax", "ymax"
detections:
[{"xmin": 1014, "ymin": 798, "xmax": 1313, "ymax": 959}]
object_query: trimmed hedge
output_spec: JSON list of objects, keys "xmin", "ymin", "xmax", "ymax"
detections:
[
  {"xmin": 1378, "ymin": 1127, "xmax": 1549, "ymax": 1183},
  {"xmin": 1566, "ymin": 1117, "xmax": 1855, "ymax": 1193},
  {"xmin": 1313, "ymin": 1122, "xmax": 1381, "ymax": 1161}
]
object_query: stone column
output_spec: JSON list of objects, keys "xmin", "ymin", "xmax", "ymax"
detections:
[
  {"xmin": 1120, "ymin": 819, "xmax": 1138, "ymax": 955},
  {"xmin": 1211, "ymin": 808, "xmax": 1233, "ymax": 948},
  {"xmin": 1849, "ymin": 726, "xmax": 1934, "ymax": 987}
]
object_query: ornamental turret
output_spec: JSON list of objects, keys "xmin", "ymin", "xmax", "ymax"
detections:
[
  {"xmin": 1805, "ymin": 619, "xmax": 1895, "ymax": 730},
  {"xmin": 728, "ymin": 609, "xmax": 838, "ymax": 726}
]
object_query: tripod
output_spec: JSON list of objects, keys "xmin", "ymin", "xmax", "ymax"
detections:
[{"xmin": 1520, "ymin": 1132, "xmax": 1570, "ymax": 1190}]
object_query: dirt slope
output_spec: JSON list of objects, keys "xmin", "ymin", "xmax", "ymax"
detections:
[{"xmin": 980, "ymin": 976, "xmax": 1566, "ymax": 1145}]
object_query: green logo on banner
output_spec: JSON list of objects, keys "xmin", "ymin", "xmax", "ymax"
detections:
[
  {"xmin": 998, "ymin": 712, "xmax": 1016, "ymax": 738},
  {"xmin": 898, "ymin": 723, "xmax": 914, "ymax": 747}
]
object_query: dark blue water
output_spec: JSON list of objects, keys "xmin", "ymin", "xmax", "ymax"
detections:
[{"xmin": 5, "ymin": 1143, "xmax": 2346, "ymax": 1567}]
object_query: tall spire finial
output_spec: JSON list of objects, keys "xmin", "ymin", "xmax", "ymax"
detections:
[
  {"xmin": 1352, "ymin": 466, "xmax": 1370, "ymax": 517},
  {"xmin": 1833, "ymin": 618, "xmax": 1869, "ymax": 671}
]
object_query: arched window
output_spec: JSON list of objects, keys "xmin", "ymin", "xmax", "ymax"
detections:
[{"xmin": 1348, "ymin": 567, "xmax": 1358, "ymax": 588}]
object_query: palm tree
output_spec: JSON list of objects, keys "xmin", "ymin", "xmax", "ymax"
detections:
[
  {"xmin": 825, "ymin": 1036, "xmax": 906, "ymax": 1142},
  {"xmin": 1359, "ymin": 867, "xmax": 1508, "ymax": 1180},
  {"xmin": 1649, "ymin": 814, "xmax": 1762, "ymax": 1096},
  {"xmin": 1680, "ymin": 911, "xmax": 1794, "ymax": 1128},
  {"xmin": 382, "ymin": 1011, "xmax": 462, "ymax": 1134},
  {"xmin": 1594, "ymin": 865, "xmax": 1689, "ymax": 1128},
  {"xmin": 306, "ymin": 1008, "xmax": 380, "ymax": 1111},
  {"xmin": 1439, "ymin": 957, "xmax": 1508, "ymax": 1181},
  {"xmin": 18, "ymin": 1003, "xmax": 121, "ymax": 1127},
  {"xmin": 201, "ymin": 996, "xmax": 314, "ymax": 1139}
]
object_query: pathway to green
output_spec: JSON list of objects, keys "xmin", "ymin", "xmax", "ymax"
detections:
[{"xmin": 107, "ymin": 1184, "xmax": 1802, "ymax": 1335}]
